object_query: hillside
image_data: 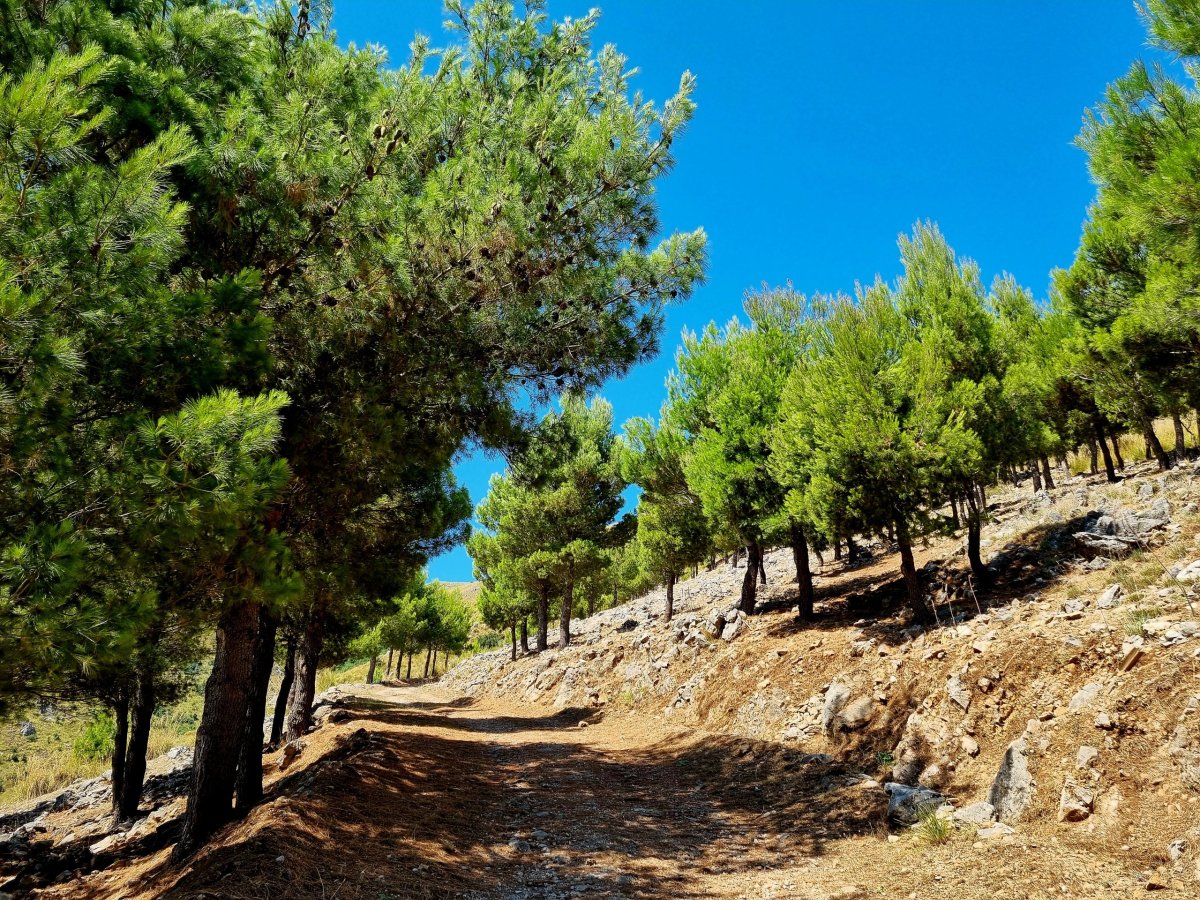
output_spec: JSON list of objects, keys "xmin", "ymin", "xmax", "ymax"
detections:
[{"xmin": 3, "ymin": 458, "xmax": 1198, "ymax": 898}]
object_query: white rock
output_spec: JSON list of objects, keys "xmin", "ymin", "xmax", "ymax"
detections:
[
  {"xmin": 1076, "ymin": 746, "xmax": 1099, "ymax": 769},
  {"xmin": 953, "ymin": 801, "xmax": 996, "ymax": 826},
  {"xmin": 1068, "ymin": 682, "xmax": 1102, "ymax": 713},
  {"xmin": 1177, "ymin": 559, "xmax": 1200, "ymax": 584}
]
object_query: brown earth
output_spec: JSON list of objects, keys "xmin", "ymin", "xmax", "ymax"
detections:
[{"xmin": 32, "ymin": 683, "xmax": 1150, "ymax": 900}]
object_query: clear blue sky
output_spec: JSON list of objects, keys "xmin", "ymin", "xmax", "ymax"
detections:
[{"xmin": 329, "ymin": 1, "xmax": 1162, "ymax": 582}]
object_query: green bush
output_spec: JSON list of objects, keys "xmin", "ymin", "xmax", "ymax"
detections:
[{"xmin": 73, "ymin": 713, "xmax": 116, "ymax": 761}]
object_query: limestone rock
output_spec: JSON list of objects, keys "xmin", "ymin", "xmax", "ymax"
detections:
[
  {"xmin": 988, "ymin": 736, "xmax": 1034, "ymax": 823},
  {"xmin": 1068, "ymin": 682, "xmax": 1102, "ymax": 713},
  {"xmin": 952, "ymin": 801, "xmax": 996, "ymax": 826},
  {"xmin": 1177, "ymin": 559, "xmax": 1200, "ymax": 584},
  {"xmin": 1057, "ymin": 778, "xmax": 1094, "ymax": 822},
  {"xmin": 838, "ymin": 697, "xmax": 874, "ymax": 731},
  {"xmin": 977, "ymin": 822, "xmax": 1016, "ymax": 839},
  {"xmin": 1097, "ymin": 584, "xmax": 1124, "ymax": 609},
  {"xmin": 1076, "ymin": 746, "xmax": 1099, "ymax": 769},
  {"xmin": 947, "ymin": 674, "xmax": 971, "ymax": 711},
  {"xmin": 821, "ymin": 681, "xmax": 852, "ymax": 734},
  {"xmin": 883, "ymin": 782, "xmax": 947, "ymax": 825}
]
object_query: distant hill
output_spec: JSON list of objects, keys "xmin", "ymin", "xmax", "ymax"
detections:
[{"xmin": 441, "ymin": 581, "xmax": 481, "ymax": 605}]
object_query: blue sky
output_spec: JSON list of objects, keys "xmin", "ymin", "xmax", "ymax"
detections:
[{"xmin": 330, "ymin": 1, "xmax": 1162, "ymax": 582}]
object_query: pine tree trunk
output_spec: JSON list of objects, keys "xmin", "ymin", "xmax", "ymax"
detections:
[
  {"xmin": 895, "ymin": 524, "xmax": 925, "ymax": 621},
  {"xmin": 174, "ymin": 599, "xmax": 260, "ymax": 860},
  {"xmin": 950, "ymin": 496, "xmax": 960, "ymax": 530},
  {"xmin": 1172, "ymin": 412, "xmax": 1187, "ymax": 463},
  {"xmin": 738, "ymin": 543, "xmax": 761, "ymax": 614},
  {"xmin": 116, "ymin": 670, "xmax": 155, "ymax": 821},
  {"xmin": 1109, "ymin": 429, "xmax": 1125, "ymax": 470},
  {"xmin": 1031, "ymin": 463, "xmax": 1042, "ymax": 493},
  {"xmin": 386, "ymin": 648, "xmax": 394, "ymax": 679},
  {"xmin": 587, "ymin": 593, "xmax": 595, "ymax": 617},
  {"xmin": 536, "ymin": 582, "xmax": 549, "ymax": 652},
  {"xmin": 833, "ymin": 538, "xmax": 842, "ymax": 561},
  {"xmin": 964, "ymin": 487, "xmax": 986, "ymax": 583},
  {"xmin": 1088, "ymin": 438, "xmax": 1099, "ymax": 475},
  {"xmin": 847, "ymin": 536, "xmax": 860, "ymax": 564},
  {"xmin": 284, "ymin": 614, "xmax": 323, "ymax": 743},
  {"xmin": 234, "ymin": 607, "xmax": 276, "ymax": 814},
  {"xmin": 423, "ymin": 645, "xmax": 432, "ymax": 678},
  {"xmin": 268, "ymin": 638, "xmax": 295, "ymax": 750},
  {"xmin": 110, "ymin": 694, "xmax": 129, "ymax": 822},
  {"xmin": 758, "ymin": 553, "xmax": 767, "ymax": 584},
  {"xmin": 510, "ymin": 624, "xmax": 517, "ymax": 662},
  {"xmin": 519, "ymin": 619, "xmax": 529, "ymax": 654},
  {"xmin": 1144, "ymin": 437, "xmax": 1153, "ymax": 460},
  {"xmin": 366, "ymin": 655, "xmax": 377, "ymax": 684},
  {"xmin": 665, "ymin": 573, "xmax": 675, "ymax": 622},
  {"xmin": 559, "ymin": 560, "xmax": 574, "ymax": 649},
  {"xmin": 791, "ymin": 521, "xmax": 814, "ymax": 621},
  {"xmin": 1144, "ymin": 421, "xmax": 1172, "ymax": 471},
  {"xmin": 1040, "ymin": 455, "xmax": 1055, "ymax": 490},
  {"xmin": 406, "ymin": 651, "xmax": 413, "ymax": 679},
  {"xmin": 1094, "ymin": 420, "xmax": 1117, "ymax": 482}
]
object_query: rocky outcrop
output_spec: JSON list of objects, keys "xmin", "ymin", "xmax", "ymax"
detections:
[{"xmin": 988, "ymin": 735, "xmax": 1034, "ymax": 823}]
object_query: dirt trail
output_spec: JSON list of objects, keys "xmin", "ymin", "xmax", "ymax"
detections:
[{"xmin": 52, "ymin": 679, "xmax": 1145, "ymax": 900}]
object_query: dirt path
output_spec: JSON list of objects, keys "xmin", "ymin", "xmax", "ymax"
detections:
[{"xmin": 49, "ymin": 681, "xmax": 1147, "ymax": 900}]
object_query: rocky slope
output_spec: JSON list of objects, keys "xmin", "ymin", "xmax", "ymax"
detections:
[{"xmin": 446, "ymin": 457, "xmax": 1200, "ymax": 890}]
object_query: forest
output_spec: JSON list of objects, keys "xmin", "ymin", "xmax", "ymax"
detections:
[{"xmin": 0, "ymin": 0, "xmax": 1198, "ymax": 875}]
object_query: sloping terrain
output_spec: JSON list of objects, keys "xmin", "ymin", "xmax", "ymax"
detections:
[{"xmin": 5, "ymin": 459, "xmax": 1200, "ymax": 899}]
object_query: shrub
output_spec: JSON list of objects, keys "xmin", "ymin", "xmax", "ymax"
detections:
[{"xmin": 73, "ymin": 713, "xmax": 116, "ymax": 761}]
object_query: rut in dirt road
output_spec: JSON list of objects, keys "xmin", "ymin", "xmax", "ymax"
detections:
[{"xmin": 403, "ymin": 687, "xmax": 884, "ymax": 900}]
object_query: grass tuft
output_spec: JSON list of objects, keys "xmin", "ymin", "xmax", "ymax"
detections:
[{"xmin": 914, "ymin": 804, "xmax": 953, "ymax": 845}]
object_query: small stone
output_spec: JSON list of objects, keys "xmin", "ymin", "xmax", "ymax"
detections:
[
  {"xmin": 947, "ymin": 674, "xmax": 971, "ymax": 711},
  {"xmin": 1095, "ymin": 712, "xmax": 1114, "ymax": 730},
  {"xmin": 977, "ymin": 822, "xmax": 1015, "ymax": 838},
  {"xmin": 1068, "ymin": 682, "xmax": 1102, "ymax": 713},
  {"xmin": 1097, "ymin": 584, "xmax": 1124, "ymax": 609},
  {"xmin": 961, "ymin": 736, "xmax": 980, "ymax": 757},
  {"xmin": 1076, "ymin": 746, "xmax": 1099, "ymax": 769}
]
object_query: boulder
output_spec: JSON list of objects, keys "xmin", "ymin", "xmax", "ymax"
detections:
[
  {"xmin": 952, "ymin": 801, "xmax": 996, "ymax": 826},
  {"xmin": 18, "ymin": 722, "xmax": 35, "ymax": 738},
  {"xmin": 705, "ymin": 609, "xmax": 726, "ymax": 638},
  {"xmin": 884, "ymin": 782, "xmax": 948, "ymax": 825},
  {"xmin": 891, "ymin": 713, "xmax": 948, "ymax": 785},
  {"xmin": 1057, "ymin": 778, "xmax": 1094, "ymax": 822},
  {"xmin": 988, "ymin": 736, "xmax": 1034, "ymax": 823},
  {"xmin": 720, "ymin": 617, "xmax": 744, "ymax": 642},
  {"xmin": 821, "ymin": 681, "xmax": 852, "ymax": 734},
  {"xmin": 838, "ymin": 697, "xmax": 874, "ymax": 731}
]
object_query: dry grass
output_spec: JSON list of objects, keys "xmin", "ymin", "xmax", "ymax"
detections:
[{"xmin": 1068, "ymin": 417, "xmax": 1195, "ymax": 475}]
